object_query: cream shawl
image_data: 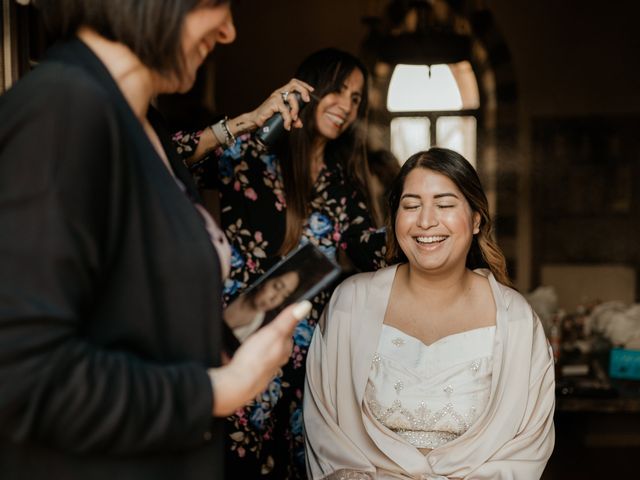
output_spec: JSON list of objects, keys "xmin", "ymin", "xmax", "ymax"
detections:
[{"xmin": 304, "ymin": 266, "xmax": 555, "ymax": 479}]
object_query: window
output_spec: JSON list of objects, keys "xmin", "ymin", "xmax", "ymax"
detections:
[
  {"xmin": 390, "ymin": 117, "xmax": 430, "ymax": 164},
  {"xmin": 387, "ymin": 61, "xmax": 479, "ymax": 166}
]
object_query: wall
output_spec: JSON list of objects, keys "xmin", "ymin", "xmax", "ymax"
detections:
[
  {"xmin": 490, "ymin": 0, "xmax": 640, "ymax": 116},
  {"xmin": 213, "ymin": 0, "xmax": 374, "ymax": 116},
  {"xmin": 489, "ymin": 0, "xmax": 640, "ymax": 294},
  {"xmin": 214, "ymin": 0, "xmax": 640, "ymax": 116}
]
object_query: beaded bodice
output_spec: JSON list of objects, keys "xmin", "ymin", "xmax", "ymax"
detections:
[{"xmin": 365, "ymin": 324, "xmax": 495, "ymax": 450}]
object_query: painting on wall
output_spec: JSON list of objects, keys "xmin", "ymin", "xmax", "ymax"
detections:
[
  {"xmin": 533, "ymin": 116, "xmax": 637, "ymax": 217},
  {"xmin": 531, "ymin": 115, "xmax": 640, "ymax": 271}
]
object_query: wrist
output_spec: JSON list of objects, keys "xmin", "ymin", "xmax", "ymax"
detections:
[
  {"xmin": 210, "ymin": 117, "xmax": 236, "ymax": 148},
  {"xmin": 208, "ymin": 364, "xmax": 252, "ymax": 417},
  {"xmin": 228, "ymin": 112, "xmax": 257, "ymax": 136}
]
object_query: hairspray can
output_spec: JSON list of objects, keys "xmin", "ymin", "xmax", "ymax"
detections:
[{"xmin": 255, "ymin": 92, "xmax": 306, "ymax": 148}]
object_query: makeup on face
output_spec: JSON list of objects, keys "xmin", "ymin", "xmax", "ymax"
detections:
[
  {"xmin": 314, "ymin": 68, "xmax": 364, "ymax": 140},
  {"xmin": 395, "ymin": 168, "xmax": 479, "ymax": 273}
]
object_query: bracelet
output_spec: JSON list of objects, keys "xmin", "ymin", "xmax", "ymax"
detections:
[{"xmin": 210, "ymin": 117, "xmax": 236, "ymax": 148}]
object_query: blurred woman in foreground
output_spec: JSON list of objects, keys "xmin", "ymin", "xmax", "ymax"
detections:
[{"xmin": 0, "ymin": 1, "xmax": 310, "ymax": 479}]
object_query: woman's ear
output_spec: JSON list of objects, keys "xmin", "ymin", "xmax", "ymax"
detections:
[{"xmin": 472, "ymin": 212, "xmax": 481, "ymax": 235}]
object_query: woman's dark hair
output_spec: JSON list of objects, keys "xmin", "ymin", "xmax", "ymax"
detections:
[
  {"xmin": 368, "ymin": 148, "xmax": 401, "ymax": 225},
  {"xmin": 385, "ymin": 148, "xmax": 512, "ymax": 286},
  {"xmin": 278, "ymin": 48, "xmax": 373, "ymax": 254},
  {"xmin": 34, "ymin": 0, "xmax": 229, "ymax": 78}
]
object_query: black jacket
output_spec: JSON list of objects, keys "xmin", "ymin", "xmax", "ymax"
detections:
[{"xmin": 0, "ymin": 39, "xmax": 224, "ymax": 479}]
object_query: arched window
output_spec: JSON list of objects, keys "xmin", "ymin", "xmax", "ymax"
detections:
[{"xmin": 387, "ymin": 60, "xmax": 479, "ymax": 165}]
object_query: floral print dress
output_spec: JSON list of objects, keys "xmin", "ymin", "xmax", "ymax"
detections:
[{"xmin": 174, "ymin": 131, "xmax": 386, "ymax": 479}]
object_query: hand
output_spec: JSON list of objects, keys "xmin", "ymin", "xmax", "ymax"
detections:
[
  {"xmin": 249, "ymin": 78, "xmax": 314, "ymax": 131},
  {"xmin": 186, "ymin": 79, "xmax": 314, "ymax": 163},
  {"xmin": 209, "ymin": 300, "xmax": 312, "ymax": 416}
]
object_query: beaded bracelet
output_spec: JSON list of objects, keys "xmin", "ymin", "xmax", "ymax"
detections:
[{"xmin": 210, "ymin": 117, "xmax": 236, "ymax": 148}]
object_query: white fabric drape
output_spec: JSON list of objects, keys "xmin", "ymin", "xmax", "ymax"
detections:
[{"xmin": 304, "ymin": 266, "xmax": 555, "ymax": 480}]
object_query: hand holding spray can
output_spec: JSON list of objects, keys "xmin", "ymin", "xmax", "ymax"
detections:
[{"xmin": 254, "ymin": 91, "xmax": 307, "ymax": 148}]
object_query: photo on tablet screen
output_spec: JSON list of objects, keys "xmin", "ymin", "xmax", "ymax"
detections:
[{"xmin": 223, "ymin": 243, "xmax": 341, "ymax": 350}]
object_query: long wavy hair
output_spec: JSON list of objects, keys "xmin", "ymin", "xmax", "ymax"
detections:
[
  {"xmin": 385, "ymin": 148, "xmax": 512, "ymax": 286},
  {"xmin": 277, "ymin": 48, "xmax": 373, "ymax": 255}
]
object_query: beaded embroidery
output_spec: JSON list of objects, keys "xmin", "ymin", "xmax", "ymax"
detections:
[
  {"xmin": 470, "ymin": 360, "xmax": 481, "ymax": 373},
  {"xmin": 366, "ymin": 381, "xmax": 479, "ymax": 449},
  {"xmin": 366, "ymin": 326, "xmax": 495, "ymax": 450}
]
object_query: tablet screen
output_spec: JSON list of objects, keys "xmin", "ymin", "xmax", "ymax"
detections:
[{"xmin": 223, "ymin": 243, "xmax": 341, "ymax": 350}]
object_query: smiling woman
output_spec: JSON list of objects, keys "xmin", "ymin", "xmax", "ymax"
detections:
[
  {"xmin": 385, "ymin": 148, "xmax": 510, "ymax": 285},
  {"xmin": 304, "ymin": 148, "xmax": 555, "ymax": 480},
  {"xmin": 393, "ymin": 168, "xmax": 480, "ymax": 276},
  {"xmin": 172, "ymin": 48, "xmax": 388, "ymax": 478},
  {"xmin": 173, "ymin": 2, "xmax": 235, "ymax": 93},
  {"xmin": 313, "ymin": 67, "xmax": 364, "ymax": 142}
]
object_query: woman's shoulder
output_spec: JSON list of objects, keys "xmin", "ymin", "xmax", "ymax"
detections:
[
  {"xmin": 322, "ymin": 266, "xmax": 395, "ymax": 336},
  {"xmin": 474, "ymin": 269, "xmax": 533, "ymax": 318},
  {"xmin": 335, "ymin": 270, "xmax": 376, "ymax": 293},
  {"xmin": 496, "ymin": 279, "xmax": 531, "ymax": 315},
  {"xmin": 331, "ymin": 265, "xmax": 397, "ymax": 306},
  {"xmin": 0, "ymin": 62, "xmax": 117, "ymax": 168},
  {"xmin": 4, "ymin": 62, "xmax": 109, "ymax": 115}
]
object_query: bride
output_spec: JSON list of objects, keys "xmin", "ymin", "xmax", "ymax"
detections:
[{"xmin": 304, "ymin": 148, "xmax": 555, "ymax": 479}]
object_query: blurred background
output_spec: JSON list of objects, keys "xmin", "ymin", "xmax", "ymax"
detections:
[{"xmin": 3, "ymin": 0, "xmax": 640, "ymax": 476}]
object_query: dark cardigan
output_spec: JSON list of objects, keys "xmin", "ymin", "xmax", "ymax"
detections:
[{"xmin": 0, "ymin": 39, "xmax": 225, "ymax": 479}]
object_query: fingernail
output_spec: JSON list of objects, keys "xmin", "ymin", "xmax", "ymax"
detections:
[{"xmin": 292, "ymin": 300, "xmax": 312, "ymax": 319}]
